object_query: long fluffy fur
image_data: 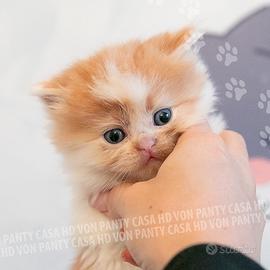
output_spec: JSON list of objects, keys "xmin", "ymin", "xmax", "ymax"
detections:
[{"xmin": 38, "ymin": 28, "xmax": 224, "ymax": 270}]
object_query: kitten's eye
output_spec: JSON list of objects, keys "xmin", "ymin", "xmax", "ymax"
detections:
[
  {"xmin": 104, "ymin": 129, "xmax": 126, "ymax": 144},
  {"xmin": 153, "ymin": 108, "xmax": 172, "ymax": 126}
]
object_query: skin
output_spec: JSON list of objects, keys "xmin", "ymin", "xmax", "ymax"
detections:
[{"xmin": 93, "ymin": 123, "xmax": 266, "ymax": 270}]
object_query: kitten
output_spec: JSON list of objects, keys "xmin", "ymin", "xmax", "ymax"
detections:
[{"xmin": 38, "ymin": 28, "xmax": 224, "ymax": 270}]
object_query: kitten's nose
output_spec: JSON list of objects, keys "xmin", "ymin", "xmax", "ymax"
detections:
[{"xmin": 137, "ymin": 136, "xmax": 156, "ymax": 153}]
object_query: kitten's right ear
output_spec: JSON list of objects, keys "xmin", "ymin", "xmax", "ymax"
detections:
[
  {"xmin": 145, "ymin": 27, "xmax": 193, "ymax": 55},
  {"xmin": 34, "ymin": 83, "xmax": 66, "ymax": 110}
]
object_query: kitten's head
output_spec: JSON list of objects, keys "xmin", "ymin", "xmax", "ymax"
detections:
[{"xmin": 38, "ymin": 28, "xmax": 214, "ymax": 192}]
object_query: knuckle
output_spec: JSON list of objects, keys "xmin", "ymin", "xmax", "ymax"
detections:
[
  {"xmin": 225, "ymin": 130, "xmax": 247, "ymax": 147},
  {"xmin": 235, "ymin": 133, "xmax": 247, "ymax": 148},
  {"xmin": 202, "ymin": 133, "xmax": 224, "ymax": 148}
]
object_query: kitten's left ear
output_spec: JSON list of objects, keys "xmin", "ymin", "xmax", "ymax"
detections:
[
  {"xmin": 145, "ymin": 27, "xmax": 199, "ymax": 56},
  {"xmin": 34, "ymin": 82, "xmax": 67, "ymax": 111}
]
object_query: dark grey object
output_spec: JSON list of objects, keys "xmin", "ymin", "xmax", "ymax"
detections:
[{"xmin": 199, "ymin": 7, "xmax": 270, "ymax": 159}]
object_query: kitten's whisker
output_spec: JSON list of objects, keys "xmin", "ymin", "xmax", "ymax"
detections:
[{"xmin": 101, "ymin": 170, "xmax": 128, "ymax": 191}]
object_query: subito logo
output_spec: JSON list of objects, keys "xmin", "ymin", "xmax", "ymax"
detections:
[{"xmin": 206, "ymin": 244, "xmax": 218, "ymax": 255}]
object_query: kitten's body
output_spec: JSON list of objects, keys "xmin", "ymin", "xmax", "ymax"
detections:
[{"xmin": 38, "ymin": 28, "xmax": 224, "ymax": 270}]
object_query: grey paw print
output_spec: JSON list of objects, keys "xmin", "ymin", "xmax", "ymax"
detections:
[
  {"xmin": 185, "ymin": 32, "xmax": 206, "ymax": 53},
  {"xmin": 259, "ymin": 126, "xmax": 270, "ymax": 148},
  {"xmin": 258, "ymin": 90, "xmax": 270, "ymax": 114},
  {"xmin": 216, "ymin": 42, "xmax": 238, "ymax": 66},
  {"xmin": 225, "ymin": 78, "xmax": 247, "ymax": 101},
  {"xmin": 193, "ymin": 39, "xmax": 206, "ymax": 53}
]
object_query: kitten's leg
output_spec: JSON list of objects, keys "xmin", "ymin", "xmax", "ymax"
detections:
[
  {"xmin": 72, "ymin": 248, "xmax": 138, "ymax": 270},
  {"xmin": 72, "ymin": 196, "xmax": 140, "ymax": 270}
]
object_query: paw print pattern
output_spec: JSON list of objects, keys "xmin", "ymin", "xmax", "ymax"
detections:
[
  {"xmin": 194, "ymin": 39, "xmax": 206, "ymax": 53},
  {"xmin": 258, "ymin": 90, "xmax": 270, "ymax": 114},
  {"xmin": 225, "ymin": 78, "xmax": 247, "ymax": 101},
  {"xmin": 216, "ymin": 42, "xmax": 238, "ymax": 66},
  {"xmin": 178, "ymin": 0, "xmax": 200, "ymax": 21},
  {"xmin": 184, "ymin": 31, "xmax": 206, "ymax": 53},
  {"xmin": 259, "ymin": 126, "xmax": 270, "ymax": 148}
]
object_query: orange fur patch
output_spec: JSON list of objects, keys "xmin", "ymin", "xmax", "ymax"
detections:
[{"xmin": 39, "ymin": 28, "xmax": 211, "ymax": 186}]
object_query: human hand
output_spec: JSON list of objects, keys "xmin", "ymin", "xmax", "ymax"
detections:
[{"xmin": 93, "ymin": 123, "xmax": 265, "ymax": 270}]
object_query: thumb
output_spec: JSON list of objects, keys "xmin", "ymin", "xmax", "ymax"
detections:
[{"xmin": 92, "ymin": 183, "xmax": 132, "ymax": 218}]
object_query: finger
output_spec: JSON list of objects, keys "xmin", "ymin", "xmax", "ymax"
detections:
[
  {"xmin": 92, "ymin": 183, "xmax": 132, "ymax": 218},
  {"xmin": 174, "ymin": 121, "xmax": 215, "ymax": 151},
  {"xmin": 180, "ymin": 121, "xmax": 212, "ymax": 137},
  {"xmin": 220, "ymin": 130, "xmax": 249, "ymax": 159},
  {"xmin": 90, "ymin": 192, "xmax": 109, "ymax": 213},
  {"xmin": 220, "ymin": 131, "xmax": 255, "ymax": 192}
]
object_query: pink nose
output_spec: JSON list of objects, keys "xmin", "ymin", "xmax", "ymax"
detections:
[{"xmin": 137, "ymin": 136, "xmax": 156, "ymax": 152}]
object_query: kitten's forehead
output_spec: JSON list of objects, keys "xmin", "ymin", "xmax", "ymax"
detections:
[
  {"xmin": 90, "ymin": 52, "xmax": 205, "ymax": 134},
  {"xmin": 41, "ymin": 34, "xmax": 207, "ymax": 135},
  {"xmin": 93, "ymin": 62, "xmax": 149, "ymax": 107},
  {"xmin": 90, "ymin": 63, "xmax": 157, "ymax": 134},
  {"xmin": 93, "ymin": 60, "xmax": 177, "ymax": 114}
]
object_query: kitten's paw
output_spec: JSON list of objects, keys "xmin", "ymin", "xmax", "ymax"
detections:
[{"xmin": 72, "ymin": 247, "xmax": 141, "ymax": 270}]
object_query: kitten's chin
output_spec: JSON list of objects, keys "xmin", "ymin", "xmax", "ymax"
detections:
[{"xmin": 127, "ymin": 159, "xmax": 163, "ymax": 182}]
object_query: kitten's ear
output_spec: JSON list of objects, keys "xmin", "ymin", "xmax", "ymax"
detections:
[
  {"xmin": 145, "ymin": 27, "xmax": 194, "ymax": 55},
  {"xmin": 34, "ymin": 82, "xmax": 66, "ymax": 110}
]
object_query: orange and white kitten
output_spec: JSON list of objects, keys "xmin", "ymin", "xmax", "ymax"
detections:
[{"xmin": 38, "ymin": 28, "xmax": 224, "ymax": 270}]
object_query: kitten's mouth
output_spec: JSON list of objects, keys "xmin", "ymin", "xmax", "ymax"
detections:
[
  {"xmin": 140, "ymin": 151, "xmax": 162, "ymax": 166},
  {"xmin": 145, "ymin": 155, "xmax": 161, "ymax": 164}
]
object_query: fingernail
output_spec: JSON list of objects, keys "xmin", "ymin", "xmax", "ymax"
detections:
[{"xmin": 90, "ymin": 192, "xmax": 108, "ymax": 213}]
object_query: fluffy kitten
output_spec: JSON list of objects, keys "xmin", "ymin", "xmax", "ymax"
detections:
[{"xmin": 38, "ymin": 28, "xmax": 224, "ymax": 270}]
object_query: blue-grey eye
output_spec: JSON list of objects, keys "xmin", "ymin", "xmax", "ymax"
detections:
[
  {"xmin": 104, "ymin": 128, "xmax": 126, "ymax": 144},
  {"xmin": 154, "ymin": 108, "xmax": 172, "ymax": 126}
]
